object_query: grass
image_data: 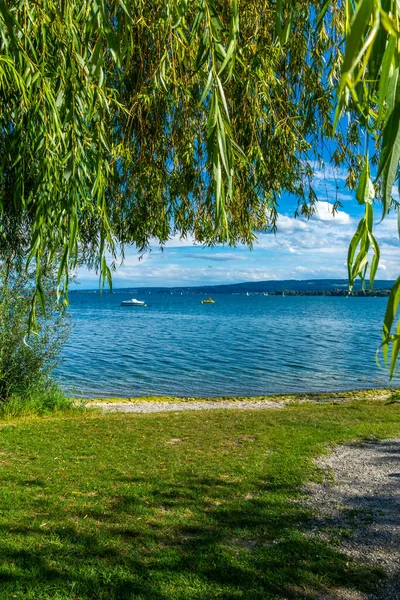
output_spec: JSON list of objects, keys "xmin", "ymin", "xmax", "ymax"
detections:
[
  {"xmin": 0, "ymin": 384, "xmax": 79, "ymax": 418},
  {"xmin": 0, "ymin": 400, "xmax": 399, "ymax": 599}
]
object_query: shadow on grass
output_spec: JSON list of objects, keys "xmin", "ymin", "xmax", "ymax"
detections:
[{"xmin": 0, "ymin": 471, "xmax": 388, "ymax": 600}]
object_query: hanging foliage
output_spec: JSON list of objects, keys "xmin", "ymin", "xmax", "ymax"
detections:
[
  {"xmin": 324, "ymin": 0, "xmax": 400, "ymax": 377},
  {"xmin": 0, "ymin": 0, "xmax": 348, "ymax": 327}
]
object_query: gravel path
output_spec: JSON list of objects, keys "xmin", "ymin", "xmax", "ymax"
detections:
[
  {"xmin": 88, "ymin": 399, "xmax": 286, "ymax": 413},
  {"xmin": 304, "ymin": 439, "xmax": 400, "ymax": 600},
  {"xmin": 86, "ymin": 392, "xmax": 394, "ymax": 414}
]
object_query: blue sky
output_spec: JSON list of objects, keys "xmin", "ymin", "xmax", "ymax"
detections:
[{"xmin": 75, "ymin": 164, "xmax": 400, "ymax": 288}]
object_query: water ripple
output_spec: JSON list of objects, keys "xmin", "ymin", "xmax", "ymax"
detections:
[{"xmin": 57, "ymin": 292, "xmax": 397, "ymax": 397}]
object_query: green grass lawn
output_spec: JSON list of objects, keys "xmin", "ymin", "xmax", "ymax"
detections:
[{"xmin": 0, "ymin": 401, "xmax": 399, "ymax": 599}]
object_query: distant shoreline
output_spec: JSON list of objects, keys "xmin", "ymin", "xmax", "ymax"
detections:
[
  {"xmin": 259, "ymin": 289, "xmax": 391, "ymax": 297},
  {"xmin": 70, "ymin": 278, "xmax": 394, "ymax": 296},
  {"xmin": 71, "ymin": 289, "xmax": 392, "ymax": 297}
]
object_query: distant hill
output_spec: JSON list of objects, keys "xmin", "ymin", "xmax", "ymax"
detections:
[
  {"xmin": 157, "ymin": 279, "xmax": 394, "ymax": 294},
  {"xmin": 74, "ymin": 279, "xmax": 395, "ymax": 295}
]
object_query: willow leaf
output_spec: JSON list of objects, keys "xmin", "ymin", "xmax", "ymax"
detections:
[
  {"xmin": 365, "ymin": 202, "xmax": 373, "ymax": 232},
  {"xmin": 217, "ymin": 113, "xmax": 229, "ymax": 176},
  {"xmin": 316, "ymin": 0, "xmax": 331, "ymax": 31},
  {"xmin": 398, "ymin": 207, "xmax": 400, "ymax": 239},
  {"xmin": 216, "ymin": 75, "xmax": 230, "ymax": 121},
  {"xmin": 117, "ymin": 0, "xmax": 133, "ymax": 20},
  {"xmin": 377, "ymin": 100, "xmax": 400, "ymax": 178},
  {"xmin": 390, "ymin": 318, "xmax": 400, "ymax": 378},
  {"xmin": 280, "ymin": 9, "xmax": 293, "ymax": 46},
  {"xmin": 356, "ymin": 157, "xmax": 375, "ymax": 204},
  {"xmin": 213, "ymin": 154, "xmax": 222, "ymax": 221},
  {"xmin": 275, "ymin": 0, "xmax": 283, "ymax": 35},
  {"xmin": 377, "ymin": 34, "xmax": 396, "ymax": 123},
  {"xmin": 218, "ymin": 39, "xmax": 236, "ymax": 76},
  {"xmin": 381, "ymin": 111, "xmax": 400, "ymax": 218},
  {"xmin": 347, "ymin": 217, "xmax": 366, "ymax": 287},
  {"xmin": 0, "ymin": 0, "xmax": 19, "ymax": 37},
  {"xmin": 368, "ymin": 231, "xmax": 380, "ymax": 289},
  {"xmin": 345, "ymin": 0, "xmax": 355, "ymax": 34},
  {"xmin": 199, "ymin": 69, "xmax": 213, "ymax": 105},
  {"xmin": 382, "ymin": 275, "xmax": 400, "ymax": 364},
  {"xmin": 36, "ymin": 281, "xmax": 47, "ymax": 318},
  {"xmin": 341, "ymin": 0, "xmax": 375, "ymax": 84},
  {"xmin": 384, "ymin": 67, "xmax": 399, "ymax": 126}
]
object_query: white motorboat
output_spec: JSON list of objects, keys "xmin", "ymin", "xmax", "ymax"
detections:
[{"xmin": 121, "ymin": 298, "xmax": 147, "ymax": 306}]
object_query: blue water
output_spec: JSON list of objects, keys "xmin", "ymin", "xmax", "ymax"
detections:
[{"xmin": 57, "ymin": 291, "xmax": 397, "ymax": 397}]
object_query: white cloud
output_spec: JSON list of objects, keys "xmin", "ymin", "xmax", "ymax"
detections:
[
  {"xmin": 183, "ymin": 252, "xmax": 247, "ymax": 262},
  {"xmin": 312, "ymin": 201, "xmax": 351, "ymax": 224}
]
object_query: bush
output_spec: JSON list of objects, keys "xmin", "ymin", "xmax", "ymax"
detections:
[{"xmin": 0, "ymin": 265, "xmax": 72, "ymax": 414}]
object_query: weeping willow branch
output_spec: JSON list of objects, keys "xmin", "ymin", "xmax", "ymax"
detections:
[
  {"xmin": 326, "ymin": 0, "xmax": 400, "ymax": 377},
  {"xmin": 0, "ymin": 0, "xmax": 348, "ymax": 328}
]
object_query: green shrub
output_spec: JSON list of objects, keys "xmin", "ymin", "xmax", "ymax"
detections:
[{"xmin": 0, "ymin": 265, "xmax": 72, "ymax": 414}]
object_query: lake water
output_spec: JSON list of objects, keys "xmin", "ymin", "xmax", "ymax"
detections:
[{"xmin": 57, "ymin": 290, "xmax": 397, "ymax": 398}]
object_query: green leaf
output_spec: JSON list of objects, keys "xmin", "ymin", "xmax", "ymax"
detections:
[
  {"xmin": 367, "ymin": 231, "xmax": 380, "ymax": 289},
  {"xmin": 36, "ymin": 281, "xmax": 47, "ymax": 317},
  {"xmin": 383, "ymin": 66, "xmax": 399, "ymax": 125},
  {"xmin": 280, "ymin": 9, "xmax": 293, "ymax": 46},
  {"xmin": 216, "ymin": 75, "xmax": 230, "ymax": 121},
  {"xmin": 91, "ymin": 36, "xmax": 103, "ymax": 77},
  {"xmin": 218, "ymin": 39, "xmax": 236, "ymax": 76},
  {"xmin": 340, "ymin": 0, "xmax": 375, "ymax": 86},
  {"xmin": 199, "ymin": 69, "xmax": 213, "ymax": 105},
  {"xmin": 275, "ymin": 0, "xmax": 283, "ymax": 35},
  {"xmin": 377, "ymin": 34, "xmax": 396, "ymax": 123},
  {"xmin": 390, "ymin": 318, "xmax": 400, "ymax": 378},
  {"xmin": 356, "ymin": 156, "xmax": 375, "ymax": 204},
  {"xmin": 380, "ymin": 108, "xmax": 400, "ymax": 218},
  {"xmin": 117, "ymin": 0, "xmax": 133, "ymax": 21},
  {"xmin": 397, "ymin": 207, "xmax": 400, "ymax": 240},
  {"xmin": 217, "ymin": 116, "xmax": 229, "ymax": 176},
  {"xmin": 368, "ymin": 9, "xmax": 390, "ymax": 84},
  {"xmin": 345, "ymin": 0, "xmax": 355, "ymax": 34},
  {"xmin": 365, "ymin": 201, "xmax": 373, "ymax": 232},
  {"xmin": 347, "ymin": 217, "xmax": 365, "ymax": 287},
  {"xmin": 382, "ymin": 275, "xmax": 400, "ymax": 365},
  {"xmin": 316, "ymin": 0, "xmax": 331, "ymax": 31},
  {"xmin": 0, "ymin": 0, "xmax": 19, "ymax": 37},
  {"xmin": 214, "ymin": 154, "xmax": 222, "ymax": 213},
  {"xmin": 377, "ymin": 94, "xmax": 400, "ymax": 176}
]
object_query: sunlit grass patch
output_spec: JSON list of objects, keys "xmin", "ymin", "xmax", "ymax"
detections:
[{"xmin": 0, "ymin": 401, "xmax": 399, "ymax": 599}]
